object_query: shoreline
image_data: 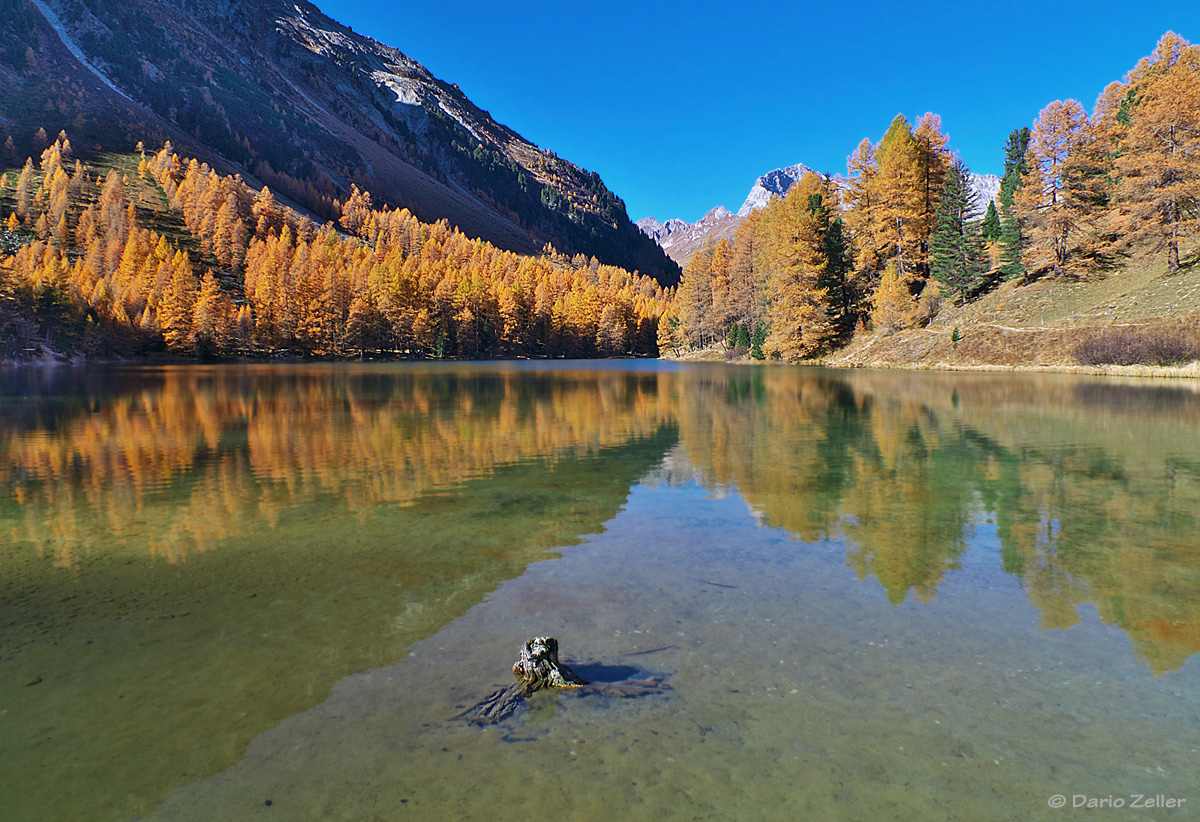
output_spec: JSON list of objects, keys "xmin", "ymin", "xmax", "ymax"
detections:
[
  {"xmin": 662, "ymin": 346, "xmax": 1200, "ymax": 380},
  {"xmin": 7, "ymin": 347, "xmax": 1200, "ymax": 380}
]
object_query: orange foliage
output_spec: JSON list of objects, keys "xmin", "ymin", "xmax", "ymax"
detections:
[{"xmin": 1, "ymin": 142, "xmax": 668, "ymax": 359}]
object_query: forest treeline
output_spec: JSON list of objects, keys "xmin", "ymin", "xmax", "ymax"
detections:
[
  {"xmin": 0, "ymin": 138, "xmax": 668, "ymax": 360},
  {"xmin": 666, "ymin": 33, "xmax": 1200, "ymax": 361}
]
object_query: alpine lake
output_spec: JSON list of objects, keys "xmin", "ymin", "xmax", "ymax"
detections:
[{"xmin": 2, "ymin": 361, "xmax": 1198, "ymax": 821}]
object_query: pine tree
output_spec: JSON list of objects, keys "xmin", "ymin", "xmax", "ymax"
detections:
[
  {"xmin": 930, "ymin": 158, "xmax": 983, "ymax": 303},
  {"xmin": 735, "ymin": 322, "xmax": 751, "ymax": 350},
  {"xmin": 981, "ymin": 200, "xmax": 1001, "ymax": 242},
  {"xmin": 819, "ymin": 214, "xmax": 854, "ymax": 335},
  {"xmin": 998, "ymin": 127, "xmax": 1031, "ymax": 280},
  {"xmin": 749, "ymin": 319, "xmax": 766, "ymax": 360}
]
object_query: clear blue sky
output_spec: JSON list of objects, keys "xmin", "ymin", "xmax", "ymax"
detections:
[{"xmin": 320, "ymin": 0, "xmax": 1200, "ymax": 224}]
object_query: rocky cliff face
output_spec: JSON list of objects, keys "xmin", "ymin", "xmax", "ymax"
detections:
[
  {"xmin": 636, "ymin": 206, "xmax": 741, "ymax": 266},
  {"xmin": 3, "ymin": 0, "xmax": 679, "ymax": 283},
  {"xmin": 736, "ymin": 164, "xmax": 812, "ymax": 217},
  {"xmin": 969, "ymin": 173, "xmax": 1002, "ymax": 218}
]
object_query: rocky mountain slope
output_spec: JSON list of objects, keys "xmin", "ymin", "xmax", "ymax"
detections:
[
  {"xmin": 968, "ymin": 173, "xmax": 1001, "ymax": 219},
  {"xmin": 639, "ymin": 163, "xmax": 1002, "ymax": 266},
  {"xmin": 636, "ymin": 206, "xmax": 741, "ymax": 269},
  {"xmin": 736, "ymin": 163, "xmax": 813, "ymax": 217},
  {"xmin": 1, "ymin": 0, "xmax": 678, "ymax": 283}
]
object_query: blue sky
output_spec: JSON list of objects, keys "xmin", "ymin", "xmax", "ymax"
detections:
[{"xmin": 320, "ymin": 1, "xmax": 1200, "ymax": 224}]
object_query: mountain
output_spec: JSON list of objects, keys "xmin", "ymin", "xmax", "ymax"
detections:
[
  {"xmin": 736, "ymin": 164, "xmax": 813, "ymax": 217},
  {"xmin": 2, "ymin": 0, "xmax": 679, "ymax": 283},
  {"xmin": 639, "ymin": 164, "xmax": 1003, "ymax": 266},
  {"xmin": 968, "ymin": 173, "xmax": 1002, "ymax": 219},
  {"xmin": 638, "ymin": 164, "xmax": 816, "ymax": 265},
  {"xmin": 636, "ymin": 206, "xmax": 740, "ymax": 268}
]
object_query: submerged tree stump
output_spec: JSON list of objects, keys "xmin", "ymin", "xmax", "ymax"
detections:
[
  {"xmin": 513, "ymin": 636, "xmax": 589, "ymax": 693},
  {"xmin": 456, "ymin": 636, "xmax": 668, "ymax": 725}
]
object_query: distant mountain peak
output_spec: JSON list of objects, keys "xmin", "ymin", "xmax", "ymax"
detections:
[
  {"xmin": 641, "ymin": 164, "xmax": 1002, "ymax": 266},
  {"xmin": 737, "ymin": 163, "xmax": 812, "ymax": 217}
]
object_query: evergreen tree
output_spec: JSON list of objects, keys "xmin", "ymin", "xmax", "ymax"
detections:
[
  {"xmin": 819, "ymin": 212, "xmax": 854, "ymax": 336},
  {"xmin": 998, "ymin": 127, "xmax": 1031, "ymax": 280},
  {"xmin": 735, "ymin": 322, "xmax": 751, "ymax": 349},
  {"xmin": 930, "ymin": 158, "xmax": 983, "ymax": 303},
  {"xmin": 981, "ymin": 200, "xmax": 1001, "ymax": 242},
  {"xmin": 750, "ymin": 320, "xmax": 766, "ymax": 360}
]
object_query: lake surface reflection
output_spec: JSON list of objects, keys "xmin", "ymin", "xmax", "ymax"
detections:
[{"xmin": 2, "ymin": 363, "xmax": 1198, "ymax": 820}]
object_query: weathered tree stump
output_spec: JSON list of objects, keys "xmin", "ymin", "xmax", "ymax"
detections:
[
  {"xmin": 512, "ymin": 636, "xmax": 589, "ymax": 694},
  {"xmin": 455, "ymin": 636, "xmax": 668, "ymax": 725}
]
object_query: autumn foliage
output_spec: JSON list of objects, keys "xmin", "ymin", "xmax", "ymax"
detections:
[
  {"xmin": 669, "ymin": 32, "xmax": 1200, "ymax": 359},
  {"xmin": 1, "ymin": 140, "xmax": 667, "ymax": 359}
]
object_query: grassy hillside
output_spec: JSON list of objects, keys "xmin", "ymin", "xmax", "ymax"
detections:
[{"xmin": 823, "ymin": 248, "xmax": 1200, "ymax": 374}]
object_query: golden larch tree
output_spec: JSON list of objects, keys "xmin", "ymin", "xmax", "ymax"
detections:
[{"xmin": 1113, "ymin": 32, "xmax": 1200, "ymax": 272}]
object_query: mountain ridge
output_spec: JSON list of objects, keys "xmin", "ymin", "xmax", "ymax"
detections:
[{"xmin": 3, "ymin": 0, "xmax": 679, "ymax": 283}]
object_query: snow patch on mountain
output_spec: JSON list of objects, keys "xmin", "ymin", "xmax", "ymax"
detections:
[{"xmin": 636, "ymin": 207, "xmax": 740, "ymax": 265}]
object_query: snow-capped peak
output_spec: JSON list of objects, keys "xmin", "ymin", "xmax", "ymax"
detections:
[{"xmin": 737, "ymin": 163, "xmax": 812, "ymax": 217}]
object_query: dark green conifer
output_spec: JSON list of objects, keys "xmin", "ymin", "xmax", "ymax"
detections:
[
  {"xmin": 981, "ymin": 200, "xmax": 1001, "ymax": 242},
  {"xmin": 750, "ymin": 320, "xmax": 766, "ymax": 360},
  {"xmin": 735, "ymin": 322, "xmax": 751, "ymax": 349},
  {"xmin": 930, "ymin": 157, "xmax": 983, "ymax": 303},
  {"xmin": 998, "ymin": 127, "xmax": 1030, "ymax": 281}
]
